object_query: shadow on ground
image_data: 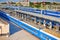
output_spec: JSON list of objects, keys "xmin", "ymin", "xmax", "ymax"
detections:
[{"xmin": 9, "ymin": 22, "xmax": 22, "ymax": 35}]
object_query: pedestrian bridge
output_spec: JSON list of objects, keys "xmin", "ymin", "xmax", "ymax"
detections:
[{"xmin": 0, "ymin": 10, "xmax": 60, "ymax": 40}]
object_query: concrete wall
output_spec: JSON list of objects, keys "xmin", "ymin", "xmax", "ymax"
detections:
[{"xmin": 0, "ymin": 18, "xmax": 9, "ymax": 37}]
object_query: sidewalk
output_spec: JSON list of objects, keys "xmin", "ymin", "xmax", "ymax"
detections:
[{"xmin": 9, "ymin": 30, "xmax": 40, "ymax": 40}]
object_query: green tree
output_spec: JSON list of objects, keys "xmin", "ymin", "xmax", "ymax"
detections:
[{"xmin": 29, "ymin": 2, "xmax": 34, "ymax": 7}]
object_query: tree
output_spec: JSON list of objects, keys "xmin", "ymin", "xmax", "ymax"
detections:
[{"xmin": 29, "ymin": 2, "xmax": 34, "ymax": 7}]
